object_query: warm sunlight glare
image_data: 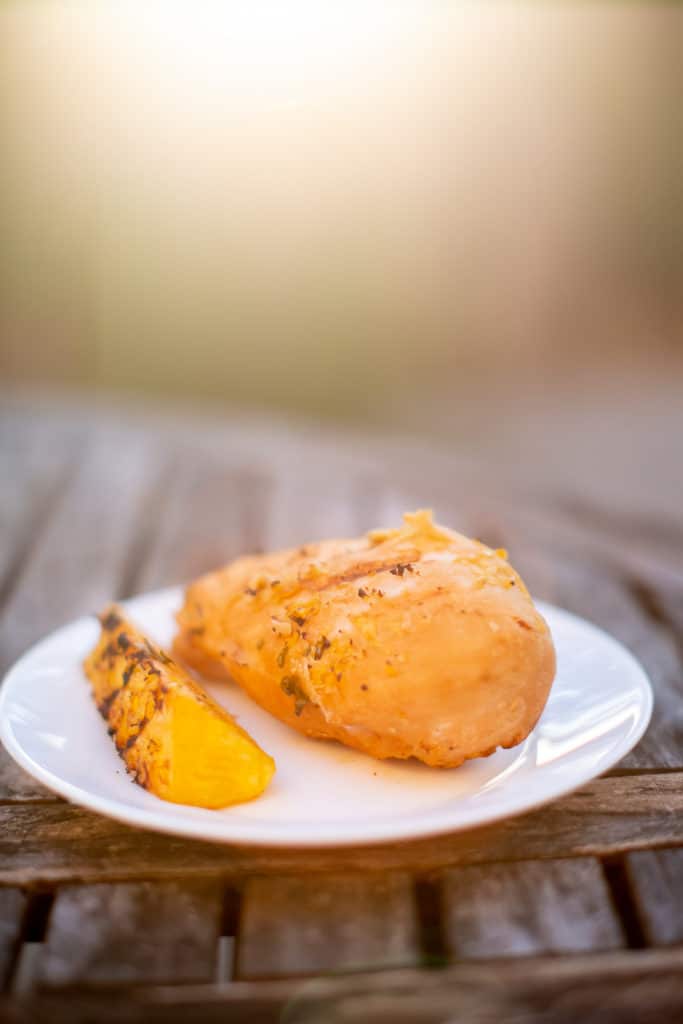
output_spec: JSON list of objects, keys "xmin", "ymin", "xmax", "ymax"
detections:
[{"xmin": 106, "ymin": 0, "xmax": 432, "ymax": 109}]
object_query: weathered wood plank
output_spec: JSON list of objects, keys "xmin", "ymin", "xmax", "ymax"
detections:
[
  {"xmin": 40, "ymin": 881, "xmax": 222, "ymax": 986},
  {"xmin": 441, "ymin": 858, "xmax": 623, "ymax": 957},
  {"xmin": 1, "ymin": 402, "xmax": 682, "ymax": 1016},
  {"xmin": 0, "ymin": 432, "xmax": 171, "ymax": 803},
  {"xmin": 133, "ymin": 456, "xmax": 269, "ymax": 594},
  {"xmin": 0, "ymin": 430, "xmax": 168, "ymax": 677},
  {"xmin": 3, "ymin": 949, "xmax": 683, "ymax": 1023},
  {"xmin": 236, "ymin": 874, "xmax": 419, "ymax": 979},
  {"xmin": 131, "ymin": 446, "xmax": 373, "ymax": 592},
  {"xmin": 0, "ymin": 419, "xmax": 87, "ymax": 802},
  {"xmin": 0, "ymin": 756, "xmax": 54, "ymax": 803},
  {"xmin": 626, "ymin": 848, "xmax": 683, "ymax": 947},
  {"xmin": 483, "ymin": 492, "xmax": 683, "ymax": 592},
  {"xmin": 648, "ymin": 584, "xmax": 683, "ymax": 645},
  {"xmin": 496, "ymin": 534, "xmax": 683, "ymax": 769},
  {"xmin": 385, "ymin": 457, "xmax": 683, "ymax": 585},
  {"xmin": 263, "ymin": 471, "xmax": 364, "ymax": 552},
  {"xmin": 0, "ymin": 416, "xmax": 82, "ymax": 605},
  {"xmin": 0, "ymin": 889, "xmax": 25, "ymax": 990},
  {"xmin": 0, "ymin": 774, "xmax": 680, "ymax": 886},
  {"xmin": 264, "ymin": 961, "xmax": 683, "ymax": 1024},
  {"xmin": 550, "ymin": 496, "xmax": 683, "ymax": 583},
  {"xmin": 232, "ymin": 947, "xmax": 683, "ymax": 1024}
]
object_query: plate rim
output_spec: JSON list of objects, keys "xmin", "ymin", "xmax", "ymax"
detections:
[{"xmin": 0, "ymin": 587, "xmax": 654, "ymax": 848}]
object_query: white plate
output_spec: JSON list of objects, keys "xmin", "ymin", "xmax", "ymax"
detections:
[{"xmin": 0, "ymin": 587, "xmax": 652, "ymax": 847}]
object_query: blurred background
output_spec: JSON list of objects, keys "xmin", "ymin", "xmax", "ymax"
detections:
[{"xmin": 2, "ymin": 0, "xmax": 682, "ymax": 515}]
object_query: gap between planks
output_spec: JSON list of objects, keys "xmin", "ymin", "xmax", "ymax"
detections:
[
  {"xmin": 0, "ymin": 860, "xmax": 637, "ymax": 994},
  {"xmin": 0, "ymin": 890, "xmax": 52, "ymax": 995}
]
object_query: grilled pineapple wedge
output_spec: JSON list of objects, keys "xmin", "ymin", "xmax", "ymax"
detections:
[{"xmin": 84, "ymin": 606, "xmax": 274, "ymax": 808}]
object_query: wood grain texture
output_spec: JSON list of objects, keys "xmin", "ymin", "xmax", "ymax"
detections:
[
  {"xmin": 441, "ymin": 858, "xmax": 624, "ymax": 957},
  {"xmin": 0, "ymin": 754, "xmax": 55, "ymax": 803},
  {"xmin": 1, "ymin": 400, "xmax": 683, "ymax": 1017},
  {"xmin": 40, "ymin": 881, "xmax": 222, "ymax": 986},
  {"xmin": 0, "ymin": 430, "xmax": 168, "ymax": 676},
  {"xmin": 550, "ymin": 499, "xmax": 683, "ymax": 589},
  {"xmin": 0, "ymin": 415, "xmax": 82, "ymax": 606},
  {"xmin": 626, "ymin": 848, "xmax": 683, "ymax": 947},
  {"xmin": 496, "ymin": 494, "xmax": 683, "ymax": 592},
  {"xmin": 499, "ymin": 537, "xmax": 683, "ymax": 769},
  {"xmin": 0, "ymin": 774, "xmax": 681, "ymax": 886},
  {"xmin": 0, "ymin": 418, "xmax": 85, "ymax": 802},
  {"xmin": 0, "ymin": 889, "xmax": 25, "ymax": 990},
  {"xmin": 263, "ymin": 472, "xmax": 365, "ymax": 553},
  {"xmin": 236, "ymin": 874, "xmax": 419, "ymax": 979},
  {"xmin": 132, "ymin": 455, "xmax": 270, "ymax": 595},
  {"xmin": 647, "ymin": 583, "xmax": 683, "ymax": 646},
  {"xmin": 240, "ymin": 948, "xmax": 683, "ymax": 1024},
  {"xmin": 0, "ymin": 430, "xmax": 171, "ymax": 802},
  {"xmin": 3, "ymin": 949, "xmax": 683, "ymax": 1023}
]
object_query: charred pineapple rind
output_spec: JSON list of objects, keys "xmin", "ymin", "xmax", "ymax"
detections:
[{"xmin": 84, "ymin": 605, "xmax": 275, "ymax": 808}]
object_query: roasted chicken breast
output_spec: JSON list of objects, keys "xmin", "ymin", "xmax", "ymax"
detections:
[{"xmin": 174, "ymin": 510, "xmax": 555, "ymax": 767}]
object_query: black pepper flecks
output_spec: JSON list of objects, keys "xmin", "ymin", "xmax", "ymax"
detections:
[
  {"xmin": 390, "ymin": 563, "xmax": 414, "ymax": 577},
  {"xmin": 358, "ymin": 587, "xmax": 368, "ymax": 598},
  {"xmin": 101, "ymin": 610, "xmax": 122, "ymax": 631},
  {"xmin": 313, "ymin": 636, "xmax": 331, "ymax": 661}
]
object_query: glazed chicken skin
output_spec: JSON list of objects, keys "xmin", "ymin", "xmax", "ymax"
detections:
[{"xmin": 174, "ymin": 510, "xmax": 555, "ymax": 768}]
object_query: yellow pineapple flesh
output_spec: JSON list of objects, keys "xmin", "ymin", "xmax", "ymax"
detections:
[{"xmin": 84, "ymin": 606, "xmax": 275, "ymax": 808}]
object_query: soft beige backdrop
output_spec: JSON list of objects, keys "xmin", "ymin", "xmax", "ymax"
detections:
[{"xmin": 2, "ymin": 1, "xmax": 682, "ymax": 420}]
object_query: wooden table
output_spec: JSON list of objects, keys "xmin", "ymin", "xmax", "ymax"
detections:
[{"xmin": 1, "ymin": 396, "xmax": 682, "ymax": 1022}]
